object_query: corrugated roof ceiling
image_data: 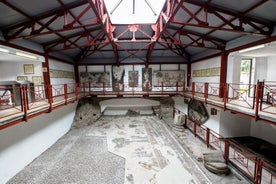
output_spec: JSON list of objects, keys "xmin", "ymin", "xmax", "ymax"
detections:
[{"xmin": 0, "ymin": 0, "xmax": 276, "ymax": 65}]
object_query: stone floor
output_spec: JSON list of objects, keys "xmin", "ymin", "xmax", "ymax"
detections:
[{"xmin": 7, "ymin": 115, "xmax": 248, "ymax": 184}]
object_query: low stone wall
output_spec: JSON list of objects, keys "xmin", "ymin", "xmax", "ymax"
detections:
[
  {"xmin": 72, "ymin": 97, "xmax": 175, "ymax": 128},
  {"xmin": 71, "ymin": 97, "xmax": 101, "ymax": 129}
]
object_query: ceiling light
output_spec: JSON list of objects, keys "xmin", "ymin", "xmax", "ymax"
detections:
[
  {"xmin": 0, "ymin": 47, "xmax": 10, "ymax": 53},
  {"xmin": 239, "ymin": 44, "xmax": 265, "ymax": 53},
  {"xmin": 15, "ymin": 51, "xmax": 38, "ymax": 60}
]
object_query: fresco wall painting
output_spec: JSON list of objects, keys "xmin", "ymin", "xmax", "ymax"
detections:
[
  {"xmin": 153, "ymin": 70, "xmax": 185, "ymax": 87},
  {"xmin": 79, "ymin": 72, "xmax": 110, "ymax": 88}
]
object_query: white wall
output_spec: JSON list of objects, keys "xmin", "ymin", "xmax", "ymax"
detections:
[
  {"xmin": 219, "ymin": 111, "xmax": 251, "ymax": 137},
  {"xmin": 0, "ymin": 103, "xmax": 77, "ymax": 184},
  {"xmin": 250, "ymin": 120, "xmax": 276, "ymax": 144},
  {"xmin": 78, "ymin": 64, "xmax": 187, "ymax": 90},
  {"xmin": 227, "ymin": 54, "xmax": 241, "ymax": 84},
  {"xmin": 0, "ymin": 61, "xmax": 42, "ymax": 82},
  {"xmin": 191, "ymin": 57, "xmax": 220, "ymax": 83},
  {"xmin": 173, "ymin": 98, "xmax": 220, "ymax": 134},
  {"xmin": 173, "ymin": 96, "xmax": 188, "ymax": 114},
  {"xmin": 49, "ymin": 59, "xmax": 75, "ymax": 85},
  {"xmin": 204, "ymin": 105, "xmax": 220, "ymax": 134},
  {"xmin": 267, "ymin": 55, "xmax": 276, "ymax": 81},
  {"xmin": 254, "ymin": 57, "xmax": 267, "ymax": 82}
]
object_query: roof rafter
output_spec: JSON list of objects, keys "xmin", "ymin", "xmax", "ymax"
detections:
[
  {"xmin": 86, "ymin": 0, "xmax": 119, "ymax": 64},
  {"xmin": 1, "ymin": 0, "xmax": 83, "ymax": 51},
  {"xmin": 146, "ymin": 0, "xmax": 187, "ymax": 64},
  {"xmin": 44, "ymin": 26, "xmax": 102, "ymax": 51},
  {"xmin": 2, "ymin": 0, "xmax": 89, "ymax": 40},
  {"xmin": 173, "ymin": 0, "xmax": 273, "ymax": 36}
]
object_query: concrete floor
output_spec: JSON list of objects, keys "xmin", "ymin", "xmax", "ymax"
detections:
[{"xmin": 7, "ymin": 115, "xmax": 248, "ymax": 184}]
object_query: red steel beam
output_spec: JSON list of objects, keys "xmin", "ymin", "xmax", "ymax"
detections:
[
  {"xmin": 115, "ymin": 42, "xmax": 152, "ymax": 63},
  {"xmin": 9, "ymin": 23, "xmax": 100, "ymax": 42},
  {"xmin": 2, "ymin": 0, "xmax": 88, "ymax": 37},
  {"xmin": 146, "ymin": 0, "xmax": 187, "ymax": 62},
  {"xmin": 1, "ymin": 0, "xmax": 82, "ymax": 51},
  {"xmin": 87, "ymin": 0, "xmax": 119, "ymax": 63},
  {"xmin": 185, "ymin": 0, "xmax": 273, "ymax": 35},
  {"xmin": 44, "ymin": 26, "xmax": 102, "ymax": 50},
  {"xmin": 166, "ymin": 0, "xmax": 270, "ymax": 58},
  {"xmin": 64, "ymin": 5, "xmax": 91, "ymax": 28}
]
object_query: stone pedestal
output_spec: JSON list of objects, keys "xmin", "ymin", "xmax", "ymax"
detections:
[{"xmin": 171, "ymin": 113, "xmax": 185, "ymax": 132}]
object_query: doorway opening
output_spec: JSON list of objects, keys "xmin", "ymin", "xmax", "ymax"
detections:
[{"xmin": 240, "ymin": 58, "xmax": 255, "ymax": 97}]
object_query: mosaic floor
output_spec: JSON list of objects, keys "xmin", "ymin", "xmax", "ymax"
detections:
[{"xmin": 87, "ymin": 115, "xmax": 209, "ymax": 184}]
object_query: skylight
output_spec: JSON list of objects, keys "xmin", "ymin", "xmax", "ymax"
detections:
[{"xmin": 104, "ymin": 0, "xmax": 166, "ymax": 24}]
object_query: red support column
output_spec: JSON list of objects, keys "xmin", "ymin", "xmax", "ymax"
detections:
[
  {"xmin": 75, "ymin": 83, "xmax": 79, "ymax": 101},
  {"xmin": 219, "ymin": 51, "xmax": 228, "ymax": 98},
  {"xmin": 74, "ymin": 64, "xmax": 79, "ymax": 85},
  {"xmin": 187, "ymin": 63, "xmax": 191, "ymax": 87},
  {"xmin": 204, "ymin": 82, "xmax": 208, "ymax": 103},
  {"xmin": 42, "ymin": 53, "xmax": 51, "ymax": 99},
  {"xmin": 252, "ymin": 84, "xmax": 256, "ymax": 110},
  {"xmin": 224, "ymin": 139, "xmax": 230, "ymax": 162},
  {"xmin": 254, "ymin": 158, "xmax": 261, "ymax": 183},
  {"xmin": 223, "ymin": 84, "xmax": 228, "ymax": 110},
  {"xmin": 255, "ymin": 81, "xmax": 263, "ymax": 121},
  {"xmin": 22, "ymin": 86, "xmax": 28, "ymax": 122},
  {"xmin": 25, "ymin": 86, "xmax": 30, "ymax": 110},
  {"xmin": 184, "ymin": 115, "xmax": 187, "ymax": 128},
  {"xmin": 206, "ymin": 128, "xmax": 210, "ymax": 147},
  {"xmin": 48, "ymin": 85, "xmax": 53, "ymax": 112},
  {"xmin": 20, "ymin": 86, "xmax": 24, "ymax": 111},
  {"xmin": 255, "ymin": 160, "xmax": 263, "ymax": 184},
  {"xmin": 192, "ymin": 82, "xmax": 195, "ymax": 98},
  {"xmin": 64, "ymin": 84, "xmax": 68, "ymax": 105},
  {"xmin": 193, "ymin": 121, "xmax": 197, "ymax": 137}
]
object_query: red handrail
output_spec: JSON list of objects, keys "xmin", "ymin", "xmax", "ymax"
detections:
[{"xmin": 176, "ymin": 108, "xmax": 275, "ymax": 184}]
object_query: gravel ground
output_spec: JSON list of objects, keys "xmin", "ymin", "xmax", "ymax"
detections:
[{"xmin": 7, "ymin": 127, "xmax": 125, "ymax": 184}]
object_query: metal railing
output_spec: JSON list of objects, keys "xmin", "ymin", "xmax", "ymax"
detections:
[
  {"xmin": 226, "ymin": 83, "xmax": 256, "ymax": 109},
  {"xmin": 176, "ymin": 109, "xmax": 276, "ymax": 184},
  {"xmin": 0, "ymin": 85, "xmax": 23, "ymax": 119},
  {"xmin": 260, "ymin": 81, "xmax": 276, "ymax": 116},
  {"xmin": 0, "ymin": 81, "xmax": 275, "ymax": 183}
]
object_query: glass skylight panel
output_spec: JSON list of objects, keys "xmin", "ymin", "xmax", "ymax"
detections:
[{"xmin": 104, "ymin": 0, "xmax": 166, "ymax": 24}]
